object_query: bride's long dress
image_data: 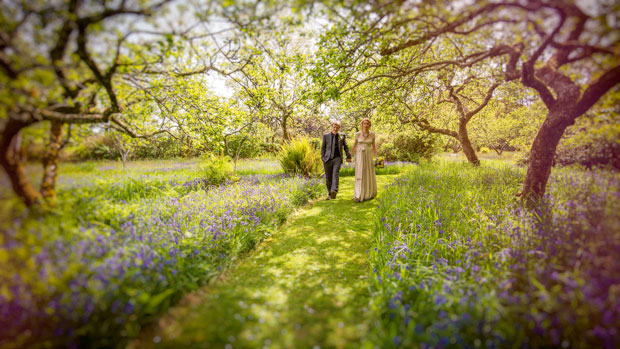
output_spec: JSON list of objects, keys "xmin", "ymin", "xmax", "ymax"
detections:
[{"xmin": 354, "ymin": 131, "xmax": 377, "ymax": 201}]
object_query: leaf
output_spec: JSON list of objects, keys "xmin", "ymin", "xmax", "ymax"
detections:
[{"xmin": 145, "ymin": 288, "xmax": 176, "ymax": 313}]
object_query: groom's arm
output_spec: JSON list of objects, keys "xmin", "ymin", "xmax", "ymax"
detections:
[
  {"xmin": 320, "ymin": 134, "xmax": 326, "ymax": 159},
  {"xmin": 343, "ymin": 135, "xmax": 352, "ymax": 161}
]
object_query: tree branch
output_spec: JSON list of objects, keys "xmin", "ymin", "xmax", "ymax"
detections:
[
  {"xmin": 76, "ymin": 25, "xmax": 120, "ymax": 112},
  {"xmin": 465, "ymin": 82, "xmax": 499, "ymax": 122},
  {"xmin": 380, "ymin": 3, "xmax": 503, "ymax": 56},
  {"xmin": 110, "ymin": 116, "xmax": 166, "ymax": 139},
  {"xmin": 525, "ymin": 11, "xmax": 566, "ymax": 70},
  {"xmin": 574, "ymin": 65, "xmax": 620, "ymax": 117}
]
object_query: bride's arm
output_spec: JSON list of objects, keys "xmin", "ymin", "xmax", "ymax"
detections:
[
  {"xmin": 372, "ymin": 133, "xmax": 377, "ymax": 158},
  {"xmin": 352, "ymin": 133, "xmax": 358, "ymax": 154}
]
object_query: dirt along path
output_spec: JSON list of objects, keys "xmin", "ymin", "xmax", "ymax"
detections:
[{"xmin": 132, "ymin": 175, "xmax": 397, "ymax": 348}]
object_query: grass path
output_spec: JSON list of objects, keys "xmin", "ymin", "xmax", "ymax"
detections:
[{"xmin": 133, "ymin": 175, "xmax": 396, "ymax": 348}]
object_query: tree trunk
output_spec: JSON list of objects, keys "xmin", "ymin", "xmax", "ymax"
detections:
[
  {"xmin": 0, "ymin": 119, "xmax": 42, "ymax": 206},
  {"xmin": 223, "ymin": 136, "xmax": 230, "ymax": 158},
  {"xmin": 521, "ymin": 111, "xmax": 572, "ymax": 204},
  {"xmin": 458, "ymin": 121, "xmax": 480, "ymax": 166},
  {"xmin": 234, "ymin": 135, "xmax": 248, "ymax": 171},
  {"xmin": 282, "ymin": 113, "xmax": 290, "ymax": 141},
  {"xmin": 40, "ymin": 122, "xmax": 64, "ymax": 203},
  {"xmin": 120, "ymin": 148, "xmax": 130, "ymax": 168}
]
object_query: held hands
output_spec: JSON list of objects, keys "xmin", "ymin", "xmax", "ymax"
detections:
[{"xmin": 346, "ymin": 157, "xmax": 352, "ymax": 163}]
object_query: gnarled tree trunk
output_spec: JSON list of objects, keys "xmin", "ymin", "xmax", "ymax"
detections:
[
  {"xmin": 281, "ymin": 113, "xmax": 291, "ymax": 141},
  {"xmin": 0, "ymin": 119, "xmax": 41, "ymax": 206},
  {"xmin": 521, "ymin": 110, "xmax": 574, "ymax": 204},
  {"xmin": 459, "ymin": 121, "xmax": 480, "ymax": 166},
  {"xmin": 40, "ymin": 121, "xmax": 64, "ymax": 203},
  {"xmin": 519, "ymin": 63, "xmax": 620, "ymax": 204}
]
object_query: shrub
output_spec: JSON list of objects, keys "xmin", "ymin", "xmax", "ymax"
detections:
[
  {"xmin": 378, "ymin": 132, "xmax": 437, "ymax": 163},
  {"xmin": 278, "ymin": 137, "xmax": 323, "ymax": 178},
  {"xmin": 479, "ymin": 146, "xmax": 491, "ymax": 154},
  {"xmin": 555, "ymin": 121, "xmax": 620, "ymax": 170},
  {"xmin": 69, "ymin": 134, "xmax": 118, "ymax": 161},
  {"xmin": 514, "ymin": 151, "xmax": 530, "ymax": 167},
  {"xmin": 309, "ymin": 137, "xmax": 321, "ymax": 150},
  {"xmin": 259, "ymin": 141, "xmax": 280, "ymax": 156},
  {"xmin": 201, "ymin": 155, "xmax": 236, "ymax": 185},
  {"xmin": 225, "ymin": 134, "xmax": 263, "ymax": 159},
  {"xmin": 131, "ymin": 136, "xmax": 191, "ymax": 159}
]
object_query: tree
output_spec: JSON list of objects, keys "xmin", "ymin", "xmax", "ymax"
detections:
[
  {"xmin": 318, "ymin": 0, "xmax": 620, "ymax": 203},
  {"xmin": 215, "ymin": 1, "xmax": 321, "ymax": 143},
  {"xmin": 109, "ymin": 132, "xmax": 133, "ymax": 168},
  {"xmin": 0, "ymin": 0, "xmax": 171, "ymax": 207},
  {"xmin": 470, "ymin": 85, "xmax": 545, "ymax": 155},
  {"xmin": 397, "ymin": 71, "xmax": 500, "ymax": 165},
  {"xmin": 228, "ymin": 38, "xmax": 314, "ymax": 142},
  {"xmin": 219, "ymin": 97, "xmax": 266, "ymax": 169}
]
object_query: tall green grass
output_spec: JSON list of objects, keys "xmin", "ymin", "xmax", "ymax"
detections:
[
  {"xmin": 0, "ymin": 159, "xmax": 324, "ymax": 348},
  {"xmin": 368, "ymin": 161, "xmax": 620, "ymax": 347}
]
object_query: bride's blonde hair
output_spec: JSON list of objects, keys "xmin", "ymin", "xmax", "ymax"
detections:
[{"xmin": 361, "ymin": 117, "xmax": 371, "ymax": 130}]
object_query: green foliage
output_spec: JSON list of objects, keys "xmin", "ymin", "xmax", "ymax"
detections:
[
  {"xmin": 225, "ymin": 134, "xmax": 261, "ymax": 159},
  {"xmin": 339, "ymin": 162, "xmax": 412, "ymax": 177},
  {"xmin": 75, "ymin": 162, "xmax": 97, "ymax": 173},
  {"xmin": 469, "ymin": 88, "xmax": 545, "ymax": 154},
  {"xmin": 309, "ymin": 137, "xmax": 321, "ymax": 150},
  {"xmin": 514, "ymin": 151, "xmax": 530, "ymax": 167},
  {"xmin": 555, "ymin": 110, "xmax": 620, "ymax": 170},
  {"xmin": 278, "ymin": 137, "xmax": 322, "ymax": 177},
  {"xmin": 378, "ymin": 132, "xmax": 437, "ymax": 163},
  {"xmin": 201, "ymin": 155, "xmax": 236, "ymax": 185},
  {"xmin": 131, "ymin": 136, "xmax": 200, "ymax": 159},
  {"xmin": 68, "ymin": 134, "xmax": 118, "ymax": 161}
]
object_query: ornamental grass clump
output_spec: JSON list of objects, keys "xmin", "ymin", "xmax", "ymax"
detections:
[
  {"xmin": 278, "ymin": 137, "xmax": 322, "ymax": 178},
  {"xmin": 370, "ymin": 161, "xmax": 619, "ymax": 348}
]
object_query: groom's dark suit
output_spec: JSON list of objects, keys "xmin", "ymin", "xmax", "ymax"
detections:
[{"xmin": 321, "ymin": 132, "xmax": 351, "ymax": 196}]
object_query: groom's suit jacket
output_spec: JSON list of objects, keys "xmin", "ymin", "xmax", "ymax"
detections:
[{"xmin": 321, "ymin": 132, "xmax": 352, "ymax": 163}]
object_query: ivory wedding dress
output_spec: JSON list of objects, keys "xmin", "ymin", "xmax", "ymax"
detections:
[{"xmin": 354, "ymin": 131, "xmax": 377, "ymax": 201}]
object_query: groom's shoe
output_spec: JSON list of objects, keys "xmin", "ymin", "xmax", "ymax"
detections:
[{"xmin": 330, "ymin": 190, "xmax": 337, "ymax": 199}]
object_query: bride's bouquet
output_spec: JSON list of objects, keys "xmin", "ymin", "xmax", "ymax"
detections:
[{"xmin": 375, "ymin": 156, "xmax": 384, "ymax": 168}]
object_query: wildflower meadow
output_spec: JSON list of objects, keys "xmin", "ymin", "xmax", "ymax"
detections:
[
  {"xmin": 0, "ymin": 160, "xmax": 324, "ymax": 347},
  {"xmin": 2, "ymin": 158, "xmax": 618, "ymax": 348},
  {"xmin": 370, "ymin": 162, "xmax": 620, "ymax": 348}
]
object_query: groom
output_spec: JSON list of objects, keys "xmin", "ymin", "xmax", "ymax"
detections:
[{"xmin": 321, "ymin": 121, "xmax": 352, "ymax": 200}]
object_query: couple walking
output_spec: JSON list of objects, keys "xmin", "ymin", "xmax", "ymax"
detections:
[{"xmin": 320, "ymin": 118, "xmax": 377, "ymax": 202}]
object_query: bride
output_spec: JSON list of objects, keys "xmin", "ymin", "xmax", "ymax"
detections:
[{"xmin": 351, "ymin": 118, "xmax": 377, "ymax": 202}]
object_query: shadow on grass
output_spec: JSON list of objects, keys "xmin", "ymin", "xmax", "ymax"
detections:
[{"xmin": 133, "ymin": 175, "xmax": 396, "ymax": 349}]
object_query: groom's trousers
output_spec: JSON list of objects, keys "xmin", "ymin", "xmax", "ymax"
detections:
[{"xmin": 324, "ymin": 157, "xmax": 342, "ymax": 194}]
